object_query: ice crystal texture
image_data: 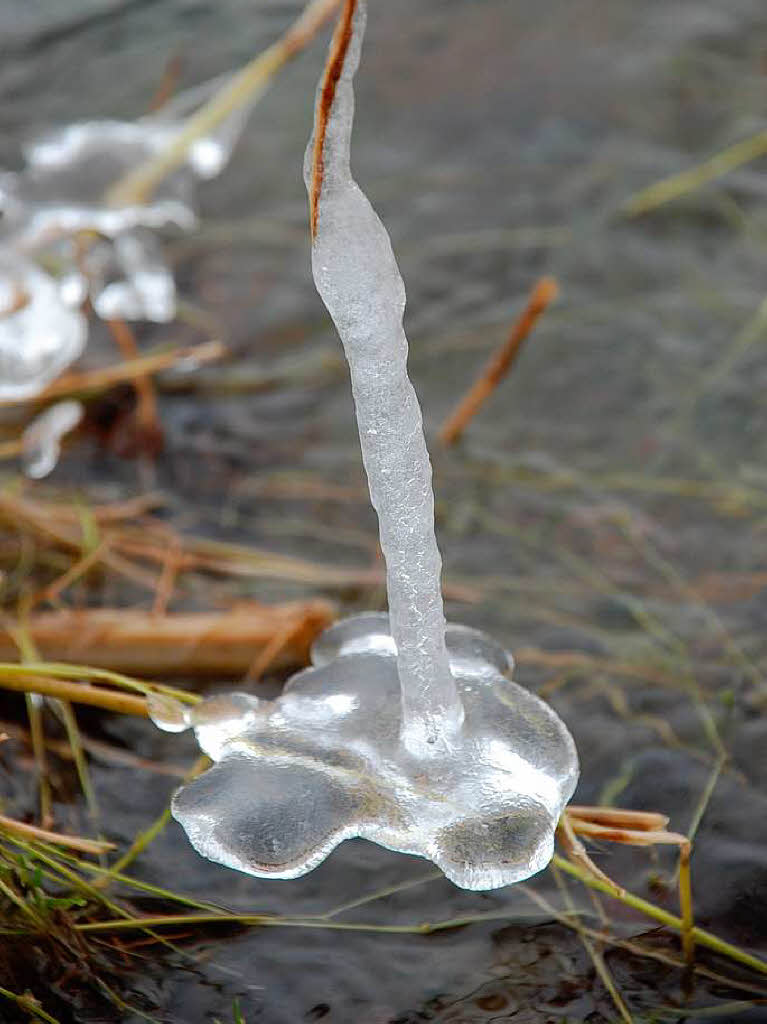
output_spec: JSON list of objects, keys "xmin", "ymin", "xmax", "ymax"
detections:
[
  {"xmin": 305, "ymin": 1, "xmax": 461, "ymax": 754},
  {"xmin": 152, "ymin": 614, "xmax": 579, "ymax": 890},
  {"xmin": 0, "ymin": 252, "xmax": 86, "ymax": 399}
]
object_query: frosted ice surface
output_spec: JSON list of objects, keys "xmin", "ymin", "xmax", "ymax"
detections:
[
  {"xmin": 22, "ymin": 400, "xmax": 83, "ymax": 479},
  {"xmin": 153, "ymin": 614, "xmax": 579, "ymax": 890},
  {"xmin": 0, "ymin": 252, "xmax": 86, "ymax": 400},
  {"xmin": 305, "ymin": 0, "xmax": 462, "ymax": 755}
]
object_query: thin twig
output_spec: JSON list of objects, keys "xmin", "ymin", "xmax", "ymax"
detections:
[
  {"xmin": 106, "ymin": 319, "xmax": 163, "ymax": 455},
  {"xmin": 439, "ymin": 277, "xmax": 558, "ymax": 444}
]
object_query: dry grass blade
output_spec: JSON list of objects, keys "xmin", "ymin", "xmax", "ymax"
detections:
[
  {"xmin": 0, "ymin": 672, "xmax": 150, "ymax": 716},
  {"xmin": 557, "ymin": 810, "xmax": 624, "ymax": 897},
  {"xmin": 567, "ymin": 805, "xmax": 670, "ymax": 831},
  {"xmin": 439, "ymin": 277, "xmax": 558, "ymax": 445},
  {"xmin": 623, "ymin": 128, "xmax": 767, "ymax": 217},
  {"xmin": 562, "ymin": 805, "xmax": 696, "ymax": 967},
  {"xmin": 0, "ymin": 813, "xmax": 114, "ymax": 854}
]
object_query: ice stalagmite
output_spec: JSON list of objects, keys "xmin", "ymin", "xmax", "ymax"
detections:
[
  {"xmin": 305, "ymin": 0, "xmax": 462, "ymax": 754},
  {"xmin": 153, "ymin": 0, "xmax": 579, "ymax": 891}
]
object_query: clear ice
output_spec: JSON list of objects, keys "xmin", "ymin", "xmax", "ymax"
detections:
[
  {"xmin": 0, "ymin": 251, "xmax": 86, "ymax": 400},
  {"xmin": 153, "ymin": 0, "xmax": 579, "ymax": 890}
]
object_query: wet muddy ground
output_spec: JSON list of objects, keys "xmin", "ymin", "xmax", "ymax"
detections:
[{"xmin": 2, "ymin": 0, "xmax": 767, "ymax": 1021}]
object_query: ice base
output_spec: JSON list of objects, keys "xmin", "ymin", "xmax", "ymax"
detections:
[{"xmin": 152, "ymin": 613, "xmax": 579, "ymax": 891}]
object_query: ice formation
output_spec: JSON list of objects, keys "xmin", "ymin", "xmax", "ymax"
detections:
[
  {"xmin": 21, "ymin": 400, "xmax": 84, "ymax": 479},
  {"xmin": 153, "ymin": 0, "xmax": 579, "ymax": 890},
  {"xmin": 152, "ymin": 614, "xmax": 578, "ymax": 889},
  {"xmin": 0, "ymin": 251, "xmax": 86, "ymax": 400},
  {"xmin": 88, "ymin": 230, "xmax": 176, "ymax": 324},
  {"xmin": 0, "ymin": 75, "xmax": 254, "ymax": 328}
]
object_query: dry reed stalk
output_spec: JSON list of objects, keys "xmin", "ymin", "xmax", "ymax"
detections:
[
  {"xmin": 0, "ymin": 438, "xmax": 24, "ymax": 461},
  {"xmin": 439, "ymin": 277, "xmax": 558, "ymax": 445},
  {"xmin": 0, "ymin": 601, "xmax": 335, "ymax": 677}
]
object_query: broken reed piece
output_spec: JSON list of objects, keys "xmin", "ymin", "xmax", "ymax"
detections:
[
  {"xmin": 0, "ymin": 601, "xmax": 335, "ymax": 678},
  {"xmin": 439, "ymin": 276, "xmax": 558, "ymax": 445}
]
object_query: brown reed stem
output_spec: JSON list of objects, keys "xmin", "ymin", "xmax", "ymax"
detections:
[{"xmin": 439, "ymin": 277, "xmax": 558, "ymax": 445}]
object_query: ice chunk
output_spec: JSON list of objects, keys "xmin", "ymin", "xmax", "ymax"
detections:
[
  {"xmin": 0, "ymin": 251, "xmax": 86, "ymax": 400},
  {"xmin": 159, "ymin": 614, "xmax": 579, "ymax": 890},
  {"xmin": 90, "ymin": 230, "xmax": 176, "ymax": 323},
  {"xmin": 305, "ymin": 0, "xmax": 461, "ymax": 755},
  {"xmin": 21, "ymin": 400, "xmax": 83, "ymax": 479}
]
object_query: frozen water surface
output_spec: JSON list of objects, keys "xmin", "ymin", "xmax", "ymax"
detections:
[{"xmin": 155, "ymin": 0, "xmax": 578, "ymax": 891}]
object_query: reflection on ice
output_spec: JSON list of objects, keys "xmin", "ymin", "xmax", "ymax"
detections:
[{"xmin": 152, "ymin": 614, "xmax": 579, "ymax": 891}]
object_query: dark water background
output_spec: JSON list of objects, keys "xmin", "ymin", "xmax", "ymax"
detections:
[{"xmin": 2, "ymin": 0, "xmax": 767, "ymax": 1021}]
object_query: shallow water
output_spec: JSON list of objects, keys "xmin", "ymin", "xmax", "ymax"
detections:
[{"xmin": 2, "ymin": 0, "xmax": 767, "ymax": 1021}]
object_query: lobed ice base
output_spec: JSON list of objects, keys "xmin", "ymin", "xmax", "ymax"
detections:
[{"xmin": 152, "ymin": 613, "xmax": 579, "ymax": 891}]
